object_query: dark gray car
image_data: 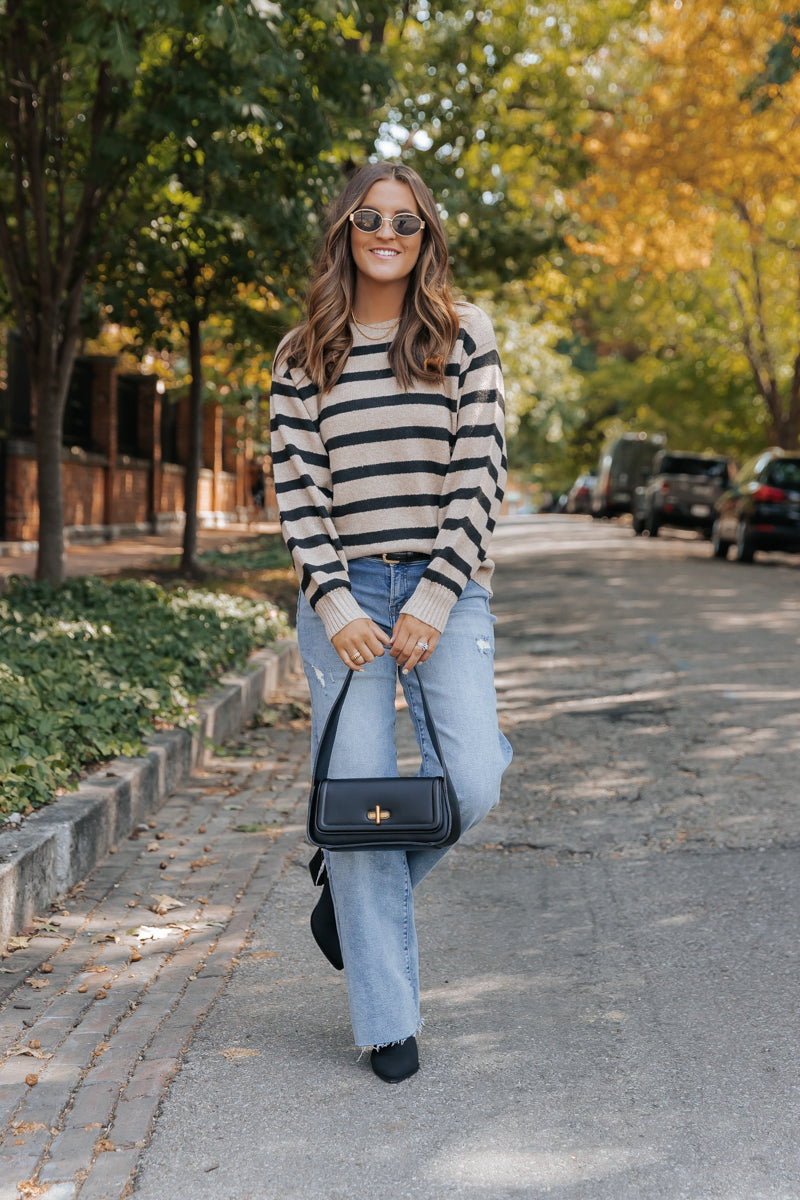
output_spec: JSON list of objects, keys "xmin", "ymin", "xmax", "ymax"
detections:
[{"xmin": 632, "ymin": 451, "xmax": 730, "ymax": 537}]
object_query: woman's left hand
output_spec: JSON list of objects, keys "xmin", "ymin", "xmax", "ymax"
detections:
[{"xmin": 390, "ymin": 614, "xmax": 439, "ymax": 673}]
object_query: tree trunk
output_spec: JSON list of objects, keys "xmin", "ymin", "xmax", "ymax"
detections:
[
  {"xmin": 768, "ymin": 408, "xmax": 800, "ymax": 450},
  {"xmin": 31, "ymin": 289, "xmax": 84, "ymax": 584},
  {"xmin": 181, "ymin": 311, "xmax": 204, "ymax": 577},
  {"xmin": 33, "ymin": 364, "xmax": 67, "ymax": 585}
]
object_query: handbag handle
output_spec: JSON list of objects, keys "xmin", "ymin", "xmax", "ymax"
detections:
[{"xmin": 312, "ymin": 667, "xmax": 458, "ymax": 806}]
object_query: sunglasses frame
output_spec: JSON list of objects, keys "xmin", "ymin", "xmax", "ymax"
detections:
[{"xmin": 348, "ymin": 208, "xmax": 426, "ymax": 237}]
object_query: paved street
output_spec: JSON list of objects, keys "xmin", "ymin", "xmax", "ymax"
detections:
[{"xmin": 2, "ymin": 515, "xmax": 799, "ymax": 1198}]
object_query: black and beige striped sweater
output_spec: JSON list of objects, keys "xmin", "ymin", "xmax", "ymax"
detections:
[{"xmin": 269, "ymin": 301, "xmax": 507, "ymax": 639}]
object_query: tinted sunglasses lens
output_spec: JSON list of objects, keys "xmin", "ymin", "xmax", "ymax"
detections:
[
  {"xmin": 352, "ymin": 209, "xmax": 382, "ymax": 232},
  {"xmin": 392, "ymin": 214, "xmax": 422, "ymax": 236}
]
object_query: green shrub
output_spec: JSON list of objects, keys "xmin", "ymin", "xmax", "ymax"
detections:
[{"xmin": 0, "ymin": 576, "xmax": 288, "ymax": 818}]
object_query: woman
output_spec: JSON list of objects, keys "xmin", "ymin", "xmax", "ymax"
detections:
[{"xmin": 270, "ymin": 162, "xmax": 512, "ymax": 1083}]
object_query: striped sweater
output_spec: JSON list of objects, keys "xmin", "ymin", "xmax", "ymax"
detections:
[{"xmin": 269, "ymin": 301, "xmax": 507, "ymax": 640}]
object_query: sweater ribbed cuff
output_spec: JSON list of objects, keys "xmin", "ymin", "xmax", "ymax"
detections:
[
  {"xmin": 313, "ymin": 588, "xmax": 369, "ymax": 641},
  {"xmin": 399, "ymin": 578, "xmax": 458, "ymax": 633}
]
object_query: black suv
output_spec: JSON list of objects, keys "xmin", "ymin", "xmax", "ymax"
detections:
[
  {"xmin": 632, "ymin": 451, "xmax": 730, "ymax": 537},
  {"xmin": 712, "ymin": 449, "xmax": 800, "ymax": 562}
]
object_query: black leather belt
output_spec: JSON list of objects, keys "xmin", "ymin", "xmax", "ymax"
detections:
[{"xmin": 379, "ymin": 551, "xmax": 430, "ymax": 564}]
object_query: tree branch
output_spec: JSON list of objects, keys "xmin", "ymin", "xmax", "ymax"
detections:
[{"xmin": 728, "ymin": 269, "xmax": 779, "ymax": 418}]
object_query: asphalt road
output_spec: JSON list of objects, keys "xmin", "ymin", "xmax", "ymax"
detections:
[{"xmin": 130, "ymin": 515, "xmax": 800, "ymax": 1200}]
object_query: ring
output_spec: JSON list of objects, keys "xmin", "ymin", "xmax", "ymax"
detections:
[
  {"xmin": 416, "ymin": 640, "xmax": 430, "ymax": 651},
  {"xmin": 351, "ymin": 650, "xmax": 362, "ymax": 661}
]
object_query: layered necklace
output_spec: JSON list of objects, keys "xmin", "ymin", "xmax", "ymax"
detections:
[{"xmin": 351, "ymin": 314, "xmax": 400, "ymax": 342}]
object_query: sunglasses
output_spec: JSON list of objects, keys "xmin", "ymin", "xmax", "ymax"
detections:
[{"xmin": 349, "ymin": 208, "xmax": 426, "ymax": 237}]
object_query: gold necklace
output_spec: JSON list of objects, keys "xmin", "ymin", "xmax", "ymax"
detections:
[{"xmin": 351, "ymin": 315, "xmax": 399, "ymax": 341}]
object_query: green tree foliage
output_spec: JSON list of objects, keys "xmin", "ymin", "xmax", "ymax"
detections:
[
  {"xmin": 0, "ymin": 0, "xmax": 386, "ymax": 582},
  {"xmin": 378, "ymin": 0, "xmax": 649, "ymax": 289},
  {"xmin": 96, "ymin": 5, "xmax": 388, "ymax": 574}
]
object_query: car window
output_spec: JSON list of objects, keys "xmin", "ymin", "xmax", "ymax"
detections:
[
  {"xmin": 765, "ymin": 460, "xmax": 800, "ymax": 490},
  {"xmin": 660, "ymin": 455, "xmax": 726, "ymax": 476}
]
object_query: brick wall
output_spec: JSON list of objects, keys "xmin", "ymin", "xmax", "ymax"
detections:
[
  {"xmin": 4, "ymin": 446, "xmax": 37, "ymax": 541},
  {"xmin": 215, "ymin": 472, "xmax": 237, "ymax": 512},
  {"xmin": 112, "ymin": 461, "xmax": 150, "ymax": 525},
  {"xmin": 63, "ymin": 456, "xmax": 106, "ymax": 528},
  {"xmin": 160, "ymin": 463, "xmax": 185, "ymax": 513},
  {"xmin": 1, "ymin": 358, "xmax": 266, "ymax": 542}
]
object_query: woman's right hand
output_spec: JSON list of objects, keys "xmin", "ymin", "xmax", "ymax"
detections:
[{"xmin": 331, "ymin": 619, "xmax": 392, "ymax": 672}]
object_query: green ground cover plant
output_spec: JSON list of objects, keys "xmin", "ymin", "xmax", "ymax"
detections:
[{"xmin": 0, "ymin": 574, "xmax": 288, "ymax": 818}]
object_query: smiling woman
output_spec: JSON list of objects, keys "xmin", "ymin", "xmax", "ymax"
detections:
[
  {"xmin": 347, "ymin": 179, "xmax": 424, "ymax": 304},
  {"xmin": 270, "ymin": 162, "xmax": 512, "ymax": 1083}
]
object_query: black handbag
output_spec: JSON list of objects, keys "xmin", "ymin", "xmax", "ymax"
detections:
[{"xmin": 307, "ymin": 667, "xmax": 461, "ymax": 851}]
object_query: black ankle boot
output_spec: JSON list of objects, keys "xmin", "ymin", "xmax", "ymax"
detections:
[
  {"xmin": 308, "ymin": 851, "xmax": 343, "ymax": 971},
  {"xmin": 371, "ymin": 1036, "xmax": 419, "ymax": 1083}
]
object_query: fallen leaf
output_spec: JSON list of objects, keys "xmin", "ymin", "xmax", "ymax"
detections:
[
  {"xmin": 85, "ymin": 965, "xmax": 109, "ymax": 974},
  {"xmin": 7, "ymin": 1047, "xmax": 51, "ymax": 1060},
  {"xmin": 25, "ymin": 978, "xmax": 50, "ymax": 990},
  {"xmin": 127, "ymin": 925, "xmax": 171, "ymax": 941},
  {"xmin": 149, "ymin": 895, "xmax": 184, "ymax": 916},
  {"xmin": 249, "ymin": 951, "xmax": 277, "ymax": 961},
  {"xmin": 17, "ymin": 1181, "xmax": 47, "ymax": 1198},
  {"xmin": 90, "ymin": 932, "xmax": 119, "ymax": 945},
  {"xmin": 25, "ymin": 1073, "xmax": 39, "ymax": 1086},
  {"xmin": 220, "ymin": 1047, "xmax": 260, "ymax": 1062},
  {"xmin": 146, "ymin": 841, "xmax": 160, "ymax": 852},
  {"xmin": 96, "ymin": 1138, "xmax": 115, "ymax": 1153},
  {"xmin": 6, "ymin": 937, "xmax": 30, "ymax": 952}
]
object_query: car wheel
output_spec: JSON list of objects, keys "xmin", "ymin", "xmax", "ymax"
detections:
[
  {"xmin": 735, "ymin": 519, "xmax": 755, "ymax": 563},
  {"xmin": 711, "ymin": 518, "xmax": 731, "ymax": 559}
]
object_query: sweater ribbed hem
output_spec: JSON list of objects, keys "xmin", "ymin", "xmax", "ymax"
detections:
[
  {"xmin": 314, "ymin": 588, "xmax": 369, "ymax": 640},
  {"xmin": 399, "ymin": 578, "xmax": 458, "ymax": 633}
]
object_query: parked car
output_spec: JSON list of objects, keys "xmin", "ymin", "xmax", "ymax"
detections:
[
  {"xmin": 592, "ymin": 433, "xmax": 666, "ymax": 518},
  {"xmin": 565, "ymin": 474, "xmax": 597, "ymax": 514},
  {"xmin": 632, "ymin": 451, "xmax": 730, "ymax": 537},
  {"xmin": 712, "ymin": 449, "xmax": 800, "ymax": 562}
]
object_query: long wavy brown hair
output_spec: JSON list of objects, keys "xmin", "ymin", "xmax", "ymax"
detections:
[{"xmin": 281, "ymin": 163, "xmax": 460, "ymax": 393}]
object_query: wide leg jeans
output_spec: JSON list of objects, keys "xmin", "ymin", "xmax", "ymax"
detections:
[{"xmin": 298, "ymin": 556, "xmax": 513, "ymax": 1048}]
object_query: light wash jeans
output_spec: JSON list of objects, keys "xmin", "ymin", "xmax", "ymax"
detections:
[{"xmin": 297, "ymin": 556, "xmax": 513, "ymax": 1048}]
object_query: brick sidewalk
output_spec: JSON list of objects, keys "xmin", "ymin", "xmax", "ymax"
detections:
[{"xmin": 0, "ymin": 685, "xmax": 311, "ymax": 1200}]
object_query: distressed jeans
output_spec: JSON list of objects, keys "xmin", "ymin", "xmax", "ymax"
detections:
[{"xmin": 297, "ymin": 556, "xmax": 513, "ymax": 1048}]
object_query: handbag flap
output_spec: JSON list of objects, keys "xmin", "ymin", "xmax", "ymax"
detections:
[{"xmin": 314, "ymin": 777, "xmax": 445, "ymax": 836}]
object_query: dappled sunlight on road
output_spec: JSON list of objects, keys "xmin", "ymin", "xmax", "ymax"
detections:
[{"xmin": 491, "ymin": 515, "xmax": 800, "ymax": 858}]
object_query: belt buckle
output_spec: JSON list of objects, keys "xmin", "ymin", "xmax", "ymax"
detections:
[{"xmin": 381, "ymin": 552, "xmax": 401, "ymax": 565}]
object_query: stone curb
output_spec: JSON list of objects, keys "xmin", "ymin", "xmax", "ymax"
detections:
[{"xmin": 0, "ymin": 639, "xmax": 301, "ymax": 949}]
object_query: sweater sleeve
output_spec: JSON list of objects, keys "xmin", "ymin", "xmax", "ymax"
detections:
[
  {"xmin": 400, "ymin": 306, "xmax": 507, "ymax": 631},
  {"xmin": 269, "ymin": 357, "xmax": 368, "ymax": 639}
]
